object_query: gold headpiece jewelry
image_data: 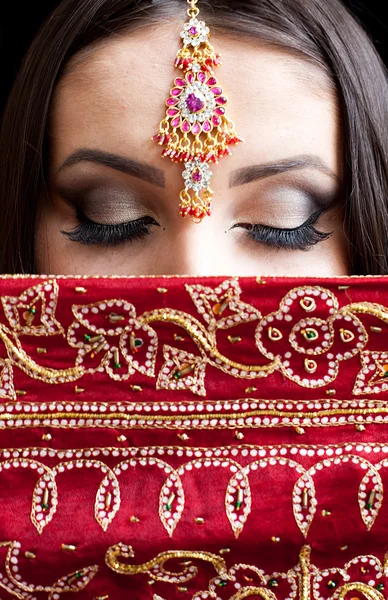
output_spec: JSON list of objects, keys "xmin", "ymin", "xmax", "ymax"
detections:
[{"xmin": 152, "ymin": 0, "xmax": 243, "ymax": 223}]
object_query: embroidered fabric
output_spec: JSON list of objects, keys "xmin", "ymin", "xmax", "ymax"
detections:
[{"xmin": 1, "ymin": 274, "xmax": 388, "ymax": 600}]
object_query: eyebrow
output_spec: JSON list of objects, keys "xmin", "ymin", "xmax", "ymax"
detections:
[
  {"xmin": 57, "ymin": 149, "xmax": 338, "ymax": 191},
  {"xmin": 229, "ymin": 155, "xmax": 339, "ymax": 188},
  {"xmin": 57, "ymin": 149, "xmax": 165, "ymax": 188}
]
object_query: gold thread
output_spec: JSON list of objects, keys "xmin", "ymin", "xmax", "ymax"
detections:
[
  {"xmin": 1, "ymin": 405, "xmax": 387, "ymax": 427},
  {"xmin": 336, "ymin": 582, "xmax": 384, "ymax": 600},
  {"xmin": 0, "ymin": 326, "xmax": 82, "ymax": 382},
  {"xmin": 300, "ymin": 297, "xmax": 316, "ymax": 312},
  {"xmin": 105, "ymin": 544, "xmax": 228, "ymax": 582},
  {"xmin": 299, "ymin": 545, "xmax": 311, "ymax": 600},
  {"xmin": 229, "ymin": 589, "xmax": 277, "ymax": 599},
  {"xmin": 140, "ymin": 310, "xmax": 277, "ymax": 374}
]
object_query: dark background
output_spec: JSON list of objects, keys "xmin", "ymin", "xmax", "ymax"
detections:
[{"xmin": 0, "ymin": 0, "xmax": 387, "ymax": 116}]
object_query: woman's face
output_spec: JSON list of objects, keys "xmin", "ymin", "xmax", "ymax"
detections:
[{"xmin": 36, "ymin": 22, "xmax": 348, "ymax": 276}]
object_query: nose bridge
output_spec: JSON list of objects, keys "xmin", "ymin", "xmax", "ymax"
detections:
[{"xmin": 160, "ymin": 221, "xmax": 228, "ymax": 276}]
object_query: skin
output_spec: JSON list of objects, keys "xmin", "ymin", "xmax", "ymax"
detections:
[{"xmin": 36, "ymin": 21, "xmax": 349, "ymax": 276}]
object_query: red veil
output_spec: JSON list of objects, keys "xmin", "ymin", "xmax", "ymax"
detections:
[{"xmin": 0, "ymin": 274, "xmax": 387, "ymax": 599}]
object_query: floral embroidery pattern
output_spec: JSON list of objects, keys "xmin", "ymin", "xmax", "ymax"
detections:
[
  {"xmin": 1, "ymin": 280, "xmax": 63, "ymax": 337},
  {"xmin": 1, "ymin": 278, "xmax": 388, "ymax": 397},
  {"xmin": 105, "ymin": 544, "xmax": 385, "ymax": 600},
  {"xmin": 67, "ymin": 299, "xmax": 158, "ymax": 381},
  {"xmin": 256, "ymin": 287, "xmax": 367, "ymax": 388},
  {"xmin": 157, "ymin": 345, "xmax": 208, "ymax": 396},
  {"xmin": 0, "ymin": 540, "xmax": 98, "ymax": 600}
]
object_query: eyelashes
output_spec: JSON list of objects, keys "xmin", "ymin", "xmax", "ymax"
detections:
[
  {"xmin": 63, "ymin": 207, "xmax": 332, "ymax": 251},
  {"xmin": 235, "ymin": 209, "xmax": 332, "ymax": 251},
  {"xmin": 62, "ymin": 210, "xmax": 159, "ymax": 247}
]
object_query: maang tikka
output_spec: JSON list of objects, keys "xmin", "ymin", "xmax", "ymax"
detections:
[{"xmin": 152, "ymin": 0, "xmax": 243, "ymax": 223}]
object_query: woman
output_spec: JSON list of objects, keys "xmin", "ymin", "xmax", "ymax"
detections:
[
  {"xmin": 1, "ymin": 1, "xmax": 388, "ymax": 600},
  {"xmin": 0, "ymin": 0, "xmax": 387, "ymax": 276}
]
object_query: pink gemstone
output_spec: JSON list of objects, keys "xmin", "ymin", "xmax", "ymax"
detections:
[
  {"xmin": 192, "ymin": 122, "xmax": 202, "ymax": 135},
  {"xmin": 216, "ymin": 97, "xmax": 227, "ymax": 105},
  {"xmin": 197, "ymin": 71, "xmax": 206, "ymax": 83},
  {"xmin": 171, "ymin": 88, "xmax": 183, "ymax": 97},
  {"xmin": 171, "ymin": 117, "xmax": 181, "ymax": 128},
  {"xmin": 186, "ymin": 92, "xmax": 205, "ymax": 114},
  {"xmin": 215, "ymin": 107, "xmax": 225, "ymax": 115},
  {"xmin": 207, "ymin": 77, "xmax": 217, "ymax": 86},
  {"xmin": 175, "ymin": 78, "xmax": 186, "ymax": 87},
  {"xmin": 190, "ymin": 26, "xmax": 198, "ymax": 35},
  {"xmin": 192, "ymin": 169, "xmax": 203, "ymax": 182},
  {"xmin": 167, "ymin": 108, "xmax": 179, "ymax": 116},
  {"xmin": 212, "ymin": 115, "xmax": 221, "ymax": 126},
  {"xmin": 167, "ymin": 98, "xmax": 178, "ymax": 106},
  {"xmin": 203, "ymin": 120, "xmax": 212, "ymax": 132},
  {"xmin": 211, "ymin": 87, "xmax": 223, "ymax": 95},
  {"xmin": 182, "ymin": 120, "xmax": 191, "ymax": 133},
  {"xmin": 187, "ymin": 73, "xmax": 195, "ymax": 84}
]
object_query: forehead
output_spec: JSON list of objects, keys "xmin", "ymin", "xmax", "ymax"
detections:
[{"xmin": 51, "ymin": 23, "xmax": 340, "ymax": 173}]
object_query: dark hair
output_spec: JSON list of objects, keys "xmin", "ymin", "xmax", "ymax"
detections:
[{"xmin": 0, "ymin": 0, "xmax": 387, "ymax": 274}]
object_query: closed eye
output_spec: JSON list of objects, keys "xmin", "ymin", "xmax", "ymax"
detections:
[
  {"xmin": 233, "ymin": 209, "xmax": 332, "ymax": 251},
  {"xmin": 62, "ymin": 209, "xmax": 159, "ymax": 246}
]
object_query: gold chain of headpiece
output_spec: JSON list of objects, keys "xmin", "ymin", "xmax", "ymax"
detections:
[{"xmin": 187, "ymin": 0, "xmax": 199, "ymax": 18}]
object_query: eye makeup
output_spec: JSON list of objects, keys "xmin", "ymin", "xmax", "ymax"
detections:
[
  {"xmin": 234, "ymin": 208, "xmax": 332, "ymax": 251},
  {"xmin": 63, "ymin": 209, "xmax": 159, "ymax": 246},
  {"xmin": 55, "ymin": 164, "xmax": 338, "ymax": 251}
]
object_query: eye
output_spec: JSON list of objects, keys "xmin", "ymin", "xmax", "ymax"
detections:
[
  {"xmin": 62, "ymin": 209, "xmax": 160, "ymax": 247},
  {"xmin": 234, "ymin": 209, "xmax": 332, "ymax": 251}
]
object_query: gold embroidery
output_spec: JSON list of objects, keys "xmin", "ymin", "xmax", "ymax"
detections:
[
  {"xmin": 2, "ymin": 397, "xmax": 388, "ymax": 431},
  {"xmin": 105, "ymin": 543, "xmax": 228, "ymax": 582},
  {"xmin": 2, "ymin": 445, "xmax": 387, "ymax": 545},
  {"xmin": 336, "ymin": 582, "xmax": 383, "ymax": 599},
  {"xmin": 0, "ymin": 541, "xmax": 98, "ymax": 599},
  {"xmin": 141, "ymin": 308, "xmax": 278, "ymax": 379},
  {"xmin": 229, "ymin": 588, "xmax": 277, "ymax": 599},
  {"xmin": 1, "ymin": 280, "xmax": 63, "ymax": 337},
  {"xmin": 2, "ymin": 278, "xmax": 388, "ymax": 396},
  {"xmin": 300, "ymin": 297, "xmax": 316, "ymax": 312},
  {"xmin": 354, "ymin": 351, "xmax": 388, "ymax": 395},
  {"xmin": 299, "ymin": 545, "xmax": 311, "ymax": 600},
  {"xmin": 104, "ymin": 543, "xmax": 386, "ymax": 600},
  {"xmin": 304, "ymin": 358, "xmax": 317, "ymax": 374}
]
